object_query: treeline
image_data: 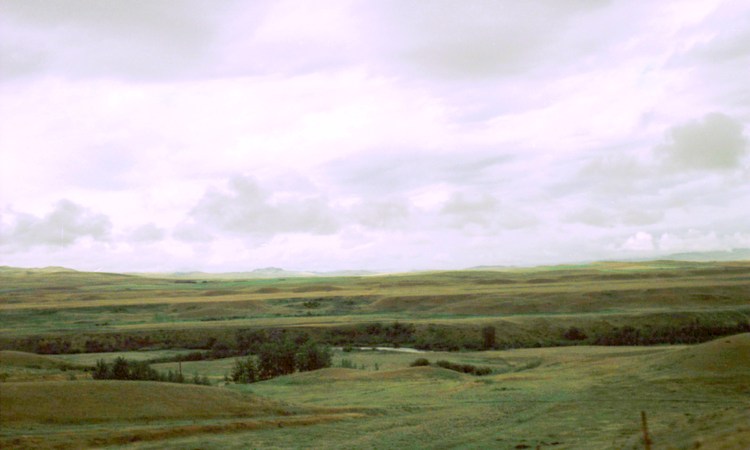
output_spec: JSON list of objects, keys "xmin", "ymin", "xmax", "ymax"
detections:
[
  {"xmin": 4, "ymin": 317, "xmax": 749, "ymax": 355},
  {"xmin": 230, "ymin": 339, "xmax": 331, "ymax": 383},
  {"xmin": 92, "ymin": 356, "xmax": 210, "ymax": 385},
  {"xmin": 592, "ymin": 321, "xmax": 750, "ymax": 346},
  {"xmin": 323, "ymin": 322, "xmax": 417, "ymax": 347}
]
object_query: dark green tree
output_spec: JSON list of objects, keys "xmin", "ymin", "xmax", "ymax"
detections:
[
  {"xmin": 92, "ymin": 359, "xmax": 110, "ymax": 379},
  {"xmin": 295, "ymin": 341, "xmax": 332, "ymax": 372},
  {"xmin": 112, "ymin": 357, "xmax": 130, "ymax": 380},
  {"xmin": 231, "ymin": 357, "xmax": 258, "ymax": 383},
  {"xmin": 258, "ymin": 339, "xmax": 297, "ymax": 379},
  {"xmin": 482, "ymin": 326, "xmax": 496, "ymax": 350}
]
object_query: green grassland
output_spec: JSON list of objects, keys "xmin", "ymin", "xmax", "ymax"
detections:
[
  {"xmin": 1, "ymin": 336, "xmax": 748, "ymax": 449},
  {"xmin": 1, "ymin": 261, "xmax": 749, "ymax": 448}
]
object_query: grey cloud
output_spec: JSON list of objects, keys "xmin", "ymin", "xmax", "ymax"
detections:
[
  {"xmin": 0, "ymin": 0, "xmax": 239, "ymax": 81},
  {"xmin": 441, "ymin": 192, "xmax": 498, "ymax": 227},
  {"xmin": 672, "ymin": 3, "xmax": 750, "ymax": 66},
  {"xmin": 688, "ymin": 28, "xmax": 750, "ymax": 64},
  {"xmin": 0, "ymin": 0, "xmax": 367, "ymax": 81},
  {"xmin": 620, "ymin": 209, "xmax": 664, "ymax": 227},
  {"xmin": 0, "ymin": 200, "xmax": 111, "ymax": 250},
  {"xmin": 0, "ymin": 0, "xmax": 622, "ymax": 82},
  {"xmin": 667, "ymin": 5, "xmax": 750, "ymax": 111},
  {"xmin": 441, "ymin": 192, "xmax": 538, "ymax": 230},
  {"xmin": 564, "ymin": 207, "xmax": 663, "ymax": 228},
  {"xmin": 657, "ymin": 113, "xmax": 747, "ymax": 171},
  {"xmin": 562, "ymin": 113, "xmax": 748, "ymax": 202},
  {"xmin": 564, "ymin": 207, "xmax": 611, "ymax": 227},
  {"xmin": 172, "ymin": 222, "xmax": 214, "ymax": 243},
  {"xmin": 559, "ymin": 152, "xmax": 656, "ymax": 199},
  {"xmin": 326, "ymin": 150, "xmax": 514, "ymax": 196},
  {"xmin": 189, "ymin": 175, "xmax": 339, "ymax": 237},
  {"xmin": 65, "ymin": 143, "xmax": 137, "ymax": 190},
  {"xmin": 128, "ymin": 223, "xmax": 165, "ymax": 243},
  {"xmin": 368, "ymin": 0, "xmax": 616, "ymax": 80},
  {"xmin": 353, "ymin": 199, "xmax": 411, "ymax": 229}
]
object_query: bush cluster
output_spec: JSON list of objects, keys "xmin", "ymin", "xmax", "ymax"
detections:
[
  {"xmin": 92, "ymin": 357, "xmax": 210, "ymax": 385},
  {"xmin": 409, "ymin": 357, "xmax": 430, "ymax": 367},
  {"xmin": 562, "ymin": 326, "xmax": 588, "ymax": 341},
  {"xmin": 410, "ymin": 358, "xmax": 492, "ymax": 376},
  {"xmin": 231, "ymin": 339, "xmax": 332, "ymax": 383},
  {"xmin": 435, "ymin": 360, "xmax": 493, "ymax": 376}
]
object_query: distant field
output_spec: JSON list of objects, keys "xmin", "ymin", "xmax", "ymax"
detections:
[{"xmin": 1, "ymin": 261, "xmax": 748, "ymax": 353}]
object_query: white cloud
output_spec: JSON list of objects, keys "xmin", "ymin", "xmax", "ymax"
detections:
[{"xmin": 621, "ymin": 231, "xmax": 656, "ymax": 252}]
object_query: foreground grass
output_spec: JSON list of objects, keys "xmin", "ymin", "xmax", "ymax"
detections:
[
  {"xmin": 2, "ymin": 335, "xmax": 748, "ymax": 449},
  {"xmin": 141, "ymin": 335, "xmax": 750, "ymax": 449}
]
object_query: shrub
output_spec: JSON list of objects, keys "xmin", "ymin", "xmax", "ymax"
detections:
[
  {"xmin": 236, "ymin": 329, "xmax": 270, "ymax": 355},
  {"xmin": 482, "ymin": 326, "xmax": 496, "ymax": 350},
  {"xmin": 112, "ymin": 357, "xmax": 130, "ymax": 380},
  {"xmin": 257, "ymin": 340, "xmax": 296, "ymax": 379},
  {"xmin": 92, "ymin": 359, "xmax": 110, "ymax": 379},
  {"xmin": 231, "ymin": 357, "xmax": 258, "ymax": 383},
  {"xmin": 209, "ymin": 342, "xmax": 233, "ymax": 359},
  {"xmin": 434, "ymin": 360, "xmax": 492, "ymax": 376},
  {"xmin": 563, "ymin": 327, "xmax": 588, "ymax": 341},
  {"xmin": 339, "ymin": 358, "xmax": 356, "ymax": 369},
  {"xmin": 295, "ymin": 341, "xmax": 332, "ymax": 372},
  {"xmin": 473, "ymin": 366, "xmax": 493, "ymax": 376},
  {"xmin": 410, "ymin": 358, "xmax": 430, "ymax": 367},
  {"xmin": 435, "ymin": 360, "xmax": 454, "ymax": 370}
]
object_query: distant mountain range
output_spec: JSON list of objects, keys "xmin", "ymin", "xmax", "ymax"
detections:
[
  {"xmin": 466, "ymin": 248, "xmax": 750, "ymax": 271},
  {"xmin": 657, "ymin": 248, "xmax": 750, "ymax": 262},
  {"xmin": 2, "ymin": 248, "xmax": 747, "ymax": 277},
  {"xmin": 142, "ymin": 267, "xmax": 378, "ymax": 279}
]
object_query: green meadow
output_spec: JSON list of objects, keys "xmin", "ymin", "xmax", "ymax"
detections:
[{"xmin": 1, "ymin": 261, "xmax": 749, "ymax": 448}]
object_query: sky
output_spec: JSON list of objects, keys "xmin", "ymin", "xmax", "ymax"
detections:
[{"xmin": 1, "ymin": 0, "xmax": 749, "ymax": 273}]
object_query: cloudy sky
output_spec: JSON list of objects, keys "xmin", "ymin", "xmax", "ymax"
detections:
[{"xmin": 1, "ymin": 0, "xmax": 748, "ymax": 273}]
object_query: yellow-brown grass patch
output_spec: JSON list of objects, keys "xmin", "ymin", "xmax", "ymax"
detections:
[
  {"xmin": 0, "ymin": 380, "xmax": 293, "ymax": 424},
  {"xmin": 650, "ymin": 332, "xmax": 750, "ymax": 374},
  {"xmin": 0, "ymin": 351, "xmax": 80, "ymax": 369},
  {"xmin": 0, "ymin": 413, "xmax": 366, "ymax": 450},
  {"xmin": 272, "ymin": 365, "xmax": 467, "ymax": 385}
]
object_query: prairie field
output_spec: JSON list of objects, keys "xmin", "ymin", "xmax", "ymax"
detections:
[{"xmin": 0, "ymin": 261, "xmax": 749, "ymax": 449}]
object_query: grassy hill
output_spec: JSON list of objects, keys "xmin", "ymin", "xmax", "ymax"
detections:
[
  {"xmin": 0, "ymin": 380, "xmax": 293, "ymax": 424},
  {"xmin": 0, "ymin": 379, "xmax": 360, "ymax": 449},
  {"xmin": 0, "ymin": 350, "xmax": 89, "ymax": 382},
  {"xmin": 649, "ymin": 332, "xmax": 750, "ymax": 374},
  {"xmin": 0, "ymin": 350, "xmax": 82, "ymax": 370}
]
